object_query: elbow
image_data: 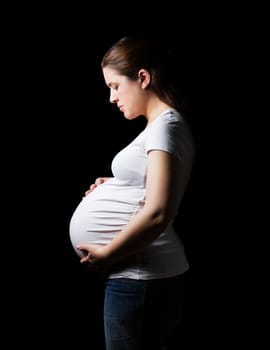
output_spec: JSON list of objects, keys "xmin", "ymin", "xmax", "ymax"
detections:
[{"xmin": 148, "ymin": 208, "xmax": 172, "ymax": 231}]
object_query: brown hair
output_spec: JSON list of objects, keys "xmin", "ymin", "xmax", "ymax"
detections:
[{"xmin": 101, "ymin": 35, "xmax": 188, "ymax": 117}]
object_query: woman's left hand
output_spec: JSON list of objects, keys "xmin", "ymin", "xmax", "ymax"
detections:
[{"xmin": 76, "ymin": 243, "xmax": 112, "ymax": 275}]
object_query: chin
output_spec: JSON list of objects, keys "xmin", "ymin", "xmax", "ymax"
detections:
[{"xmin": 124, "ymin": 112, "xmax": 140, "ymax": 120}]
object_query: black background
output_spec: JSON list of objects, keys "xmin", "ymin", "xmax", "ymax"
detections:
[{"xmin": 5, "ymin": 7, "xmax": 250, "ymax": 349}]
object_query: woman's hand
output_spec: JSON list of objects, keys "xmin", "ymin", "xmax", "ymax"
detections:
[
  {"xmin": 76, "ymin": 243, "xmax": 113, "ymax": 276},
  {"xmin": 84, "ymin": 177, "xmax": 110, "ymax": 196}
]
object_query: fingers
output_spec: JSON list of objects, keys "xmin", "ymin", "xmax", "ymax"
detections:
[
  {"xmin": 77, "ymin": 245, "xmax": 94, "ymax": 263},
  {"xmin": 85, "ymin": 184, "xmax": 97, "ymax": 196},
  {"xmin": 80, "ymin": 254, "xmax": 97, "ymax": 266},
  {"xmin": 79, "ymin": 253, "xmax": 94, "ymax": 264},
  {"xmin": 84, "ymin": 177, "xmax": 107, "ymax": 196}
]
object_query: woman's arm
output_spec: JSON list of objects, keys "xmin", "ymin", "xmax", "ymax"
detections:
[
  {"xmin": 103, "ymin": 149, "xmax": 181, "ymax": 260},
  {"xmin": 78, "ymin": 150, "xmax": 182, "ymax": 267}
]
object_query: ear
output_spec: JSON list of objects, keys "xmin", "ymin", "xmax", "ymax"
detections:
[{"xmin": 138, "ymin": 69, "xmax": 150, "ymax": 89}]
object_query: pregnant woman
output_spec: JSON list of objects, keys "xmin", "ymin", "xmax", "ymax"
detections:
[{"xmin": 69, "ymin": 35, "xmax": 195, "ymax": 350}]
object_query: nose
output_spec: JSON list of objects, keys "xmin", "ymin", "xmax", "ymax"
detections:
[{"xmin": 109, "ymin": 89, "xmax": 118, "ymax": 104}]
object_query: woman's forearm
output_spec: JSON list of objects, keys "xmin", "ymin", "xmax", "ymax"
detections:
[{"xmin": 104, "ymin": 208, "xmax": 170, "ymax": 262}]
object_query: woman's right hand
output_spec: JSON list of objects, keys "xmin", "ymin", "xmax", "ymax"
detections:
[{"xmin": 84, "ymin": 177, "xmax": 110, "ymax": 196}]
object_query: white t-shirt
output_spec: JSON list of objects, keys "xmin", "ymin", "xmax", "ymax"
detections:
[{"xmin": 69, "ymin": 109, "xmax": 195, "ymax": 279}]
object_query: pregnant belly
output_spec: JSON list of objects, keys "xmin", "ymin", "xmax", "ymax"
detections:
[{"xmin": 69, "ymin": 192, "xmax": 138, "ymax": 258}]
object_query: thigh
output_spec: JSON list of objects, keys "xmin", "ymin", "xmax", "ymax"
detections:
[
  {"xmin": 143, "ymin": 274, "xmax": 186, "ymax": 347},
  {"xmin": 103, "ymin": 278, "xmax": 146, "ymax": 350},
  {"xmin": 103, "ymin": 275, "xmax": 186, "ymax": 350}
]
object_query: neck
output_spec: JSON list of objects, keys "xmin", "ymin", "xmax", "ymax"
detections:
[{"xmin": 145, "ymin": 98, "xmax": 173, "ymax": 124}]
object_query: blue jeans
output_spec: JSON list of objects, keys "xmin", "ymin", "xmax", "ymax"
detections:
[{"xmin": 103, "ymin": 274, "xmax": 186, "ymax": 350}]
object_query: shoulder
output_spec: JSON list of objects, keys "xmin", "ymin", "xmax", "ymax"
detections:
[
  {"xmin": 148, "ymin": 109, "xmax": 187, "ymax": 135},
  {"xmin": 152, "ymin": 109, "xmax": 184, "ymax": 126}
]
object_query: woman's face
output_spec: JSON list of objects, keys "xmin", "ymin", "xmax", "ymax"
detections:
[{"xmin": 102, "ymin": 66, "xmax": 148, "ymax": 120}]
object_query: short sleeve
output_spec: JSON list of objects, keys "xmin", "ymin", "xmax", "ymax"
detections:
[{"xmin": 144, "ymin": 113, "xmax": 194, "ymax": 162}]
